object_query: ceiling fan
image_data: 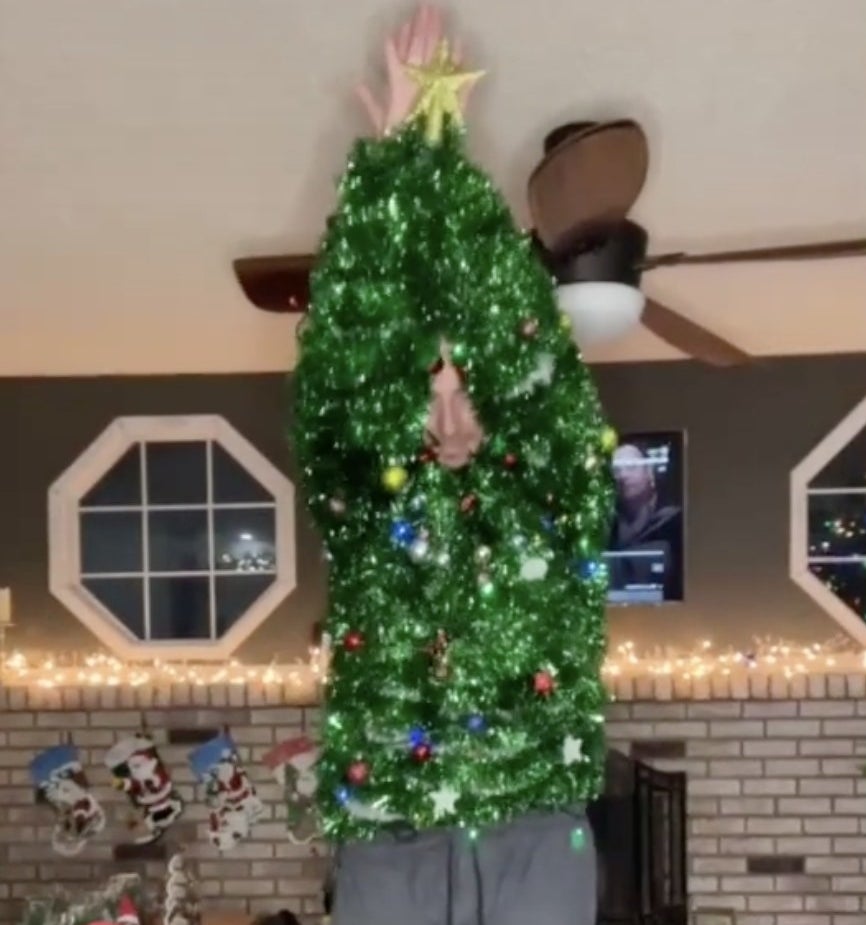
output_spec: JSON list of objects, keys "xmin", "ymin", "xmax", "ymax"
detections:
[
  {"xmin": 527, "ymin": 119, "xmax": 865, "ymax": 366},
  {"xmin": 233, "ymin": 119, "xmax": 866, "ymax": 366}
]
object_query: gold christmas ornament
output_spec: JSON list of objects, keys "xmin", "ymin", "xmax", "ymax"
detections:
[
  {"xmin": 382, "ymin": 465, "xmax": 409, "ymax": 493},
  {"xmin": 600, "ymin": 427, "xmax": 618, "ymax": 452}
]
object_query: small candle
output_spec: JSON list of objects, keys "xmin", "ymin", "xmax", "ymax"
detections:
[{"xmin": 0, "ymin": 588, "xmax": 11, "ymax": 627}]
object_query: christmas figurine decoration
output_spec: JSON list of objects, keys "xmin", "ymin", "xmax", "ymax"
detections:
[
  {"xmin": 163, "ymin": 851, "xmax": 201, "ymax": 925},
  {"xmin": 19, "ymin": 874, "xmax": 151, "ymax": 925},
  {"xmin": 293, "ymin": 4, "xmax": 613, "ymax": 924},
  {"xmin": 30, "ymin": 744, "xmax": 106, "ymax": 856},
  {"xmin": 115, "ymin": 896, "xmax": 140, "ymax": 925},
  {"xmin": 105, "ymin": 734, "xmax": 183, "ymax": 844},
  {"xmin": 263, "ymin": 735, "xmax": 320, "ymax": 844},
  {"xmin": 189, "ymin": 730, "xmax": 263, "ymax": 852}
]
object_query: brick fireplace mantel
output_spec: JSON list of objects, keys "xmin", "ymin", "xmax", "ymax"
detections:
[{"xmin": 1, "ymin": 672, "xmax": 865, "ymax": 925}]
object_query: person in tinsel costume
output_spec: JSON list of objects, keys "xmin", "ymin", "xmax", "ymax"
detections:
[{"xmin": 294, "ymin": 6, "xmax": 614, "ymax": 923}]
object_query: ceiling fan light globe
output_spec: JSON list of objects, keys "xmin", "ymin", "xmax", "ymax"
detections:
[{"xmin": 556, "ymin": 282, "xmax": 645, "ymax": 345}]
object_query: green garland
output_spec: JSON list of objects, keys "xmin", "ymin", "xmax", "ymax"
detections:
[
  {"xmin": 19, "ymin": 875, "xmax": 153, "ymax": 925},
  {"xmin": 296, "ymin": 120, "xmax": 614, "ymax": 842}
]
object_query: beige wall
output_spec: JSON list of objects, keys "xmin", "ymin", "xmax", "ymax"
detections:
[{"xmin": 3, "ymin": 0, "xmax": 866, "ymax": 376}]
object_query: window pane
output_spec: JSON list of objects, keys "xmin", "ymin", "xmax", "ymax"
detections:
[
  {"xmin": 81, "ymin": 445, "xmax": 142, "ymax": 507},
  {"xmin": 807, "ymin": 494, "xmax": 866, "ymax": 560},
  {"xmin": 80, "ymin": 512, "xmax": 142, "ymax": 573},
  {"xmin": 145, "ymin": 441, "xmax": 207, "ymax": 505},
  {"xmin": 215, "ymin": 575, "xmax": 274, "ymax": 634},
  {"xmin": 809, "ymin": 562, "xmax": 866, "ymax": 619},
  {"xmin": 148, "ymin": 510, "xmax": 209, "ymax": 572},
  {"xmin": 213, "ymin": 443, "xmax": 274, "ymax": 504},
  {"xmin": 83, "ymin": 578, "xmax": 145, "ymax": 637},
  {"xmin": 810, "ymin": 428, "xmax": 866, "ymax": 489},
  {"xmin": 214, "ymin": 508, "xmax": 276, "ymax": 572},
  {"xmin": 149, "ymin": 577, "xmax": 211, "ymax": 639}
]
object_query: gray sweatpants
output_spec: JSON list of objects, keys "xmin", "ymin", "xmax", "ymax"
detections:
[{"xmin": 332, "ymin": 808, "xmax": 596, "ymax": 925}]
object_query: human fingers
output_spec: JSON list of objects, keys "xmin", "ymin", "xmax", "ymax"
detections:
[
  {"xmin": 419, "ymin": 5, "xmax": 443, "ymax": 62},
  {"xmin": 355, "ymin": 83, "xmax": 384, "ymax": 134},
  {"xmin": 384, "ymin": 35, "xmax": 404, "ymax": 87},
  {"xmin": 406, "ymin": 5, "xmax": 427, "ymax": 64},
  {"xmin": 395, "ymin": 20, "xmax": 412, "ymax": 62}
]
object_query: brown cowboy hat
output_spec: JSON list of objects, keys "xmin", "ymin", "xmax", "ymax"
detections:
[{"xmin": 527, "ymin": 119, "xmax": 649, "ymax": 254}]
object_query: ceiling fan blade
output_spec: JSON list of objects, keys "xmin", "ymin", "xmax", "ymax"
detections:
[
  {"xmin": 641, "ymin": 298, "xmax": 751, "ymax": 366},
  {"xmin": 644, "ymin": 238, "xmax": 866, "ymax": 270},
  {"xmin": 528, "ymin": 120, "xmax": 649, "ymax": 252},
  {"xmin": 233, "ymin": 254, "xmax": 314, "ymax": 312}
]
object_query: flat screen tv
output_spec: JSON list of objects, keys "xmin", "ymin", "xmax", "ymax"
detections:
[{"xmin": 604, "ymin": 431, "xmax": 685, "ymax": 605}]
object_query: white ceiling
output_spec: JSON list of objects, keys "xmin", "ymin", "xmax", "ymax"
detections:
[{"xmin": 2, "ymin": 0, "xmax": 865, "ymax": 376}]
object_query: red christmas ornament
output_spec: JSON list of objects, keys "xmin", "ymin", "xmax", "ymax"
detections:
[
  {"xmin": 346, "ymin": 761, "xmax": 370, "ymax": 785},
  {"xmin": 411, "ymin": 743, "xmax": 433, "ymax": 763},
  {"xmin": 418, "ymin": 447, "xmax": 437, "ymax": 464},
  {"xmin": 503, "ymin": 452, "xmax": 518, "ymax": 469},
  {"xmin": 460, "ymin": 493, "xmax": 478, "ymax": 514},
  {"xmin": 343, "ymin": 630, "xmax": 365, "ymax": 652},
  {"xmin": 533, "ymin": 671, "xmax": 556, "ymax": 697}
]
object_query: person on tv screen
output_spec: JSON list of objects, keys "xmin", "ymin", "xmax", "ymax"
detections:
[{"xmin": 608, "ymin": 442, "xmax": 683, "ymax": 600}]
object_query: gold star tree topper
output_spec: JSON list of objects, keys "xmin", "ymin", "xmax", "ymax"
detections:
[{"xmin": 404, "ymin": 40, "xmax": 484, "ymax": 143}]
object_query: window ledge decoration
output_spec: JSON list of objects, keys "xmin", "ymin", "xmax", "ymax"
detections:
[
  {"xmin": 790, "ymin": 393, "xmax": 866, "ymax": 645},
  {"xmin": 48, "ymin": 415, "xmax": 296, "ymax": 662}
]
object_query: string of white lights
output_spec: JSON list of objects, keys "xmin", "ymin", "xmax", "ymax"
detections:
[{"xmin": 1, "ymin": 637, "xmax": 862, "ymax": 689}]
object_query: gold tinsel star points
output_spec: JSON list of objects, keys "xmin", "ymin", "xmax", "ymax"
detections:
[{"xmin": 404, "ymin": 40, "xmax": 484, "ymax": 143}]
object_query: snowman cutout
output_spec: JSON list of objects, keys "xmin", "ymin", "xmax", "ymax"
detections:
[
  {"xmin": 190, "ymin": 731, "xmax": 263, "ymax": 852},
  {"xmin": 30, "ymin": 744, "xmax": 106, "ymax": 856}
]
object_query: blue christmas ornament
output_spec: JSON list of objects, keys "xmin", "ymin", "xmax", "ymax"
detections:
[
  {"xmin": 408, "ymin": 727, "xmax": 428, "ymax": 748},
  {"xmin": 390, "ymin": 519, "xmax": 416, "ymax": 547},
  {"xmin": 572, "ymin": 558, "xmax": 605, "ymax": 581},
  {"xmin": 540, "ymin": 514, "xmax": 556, "ymax": 534},
  {"xmin": 466, "ymin": 714, "xmax": 487, "ymax": 734},
  {"xmin": 334, "ymin": 785, "xmax": 353, "ymax": 806}
]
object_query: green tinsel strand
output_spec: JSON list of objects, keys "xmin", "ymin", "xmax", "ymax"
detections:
[{"xmin": 295, "ymin": 120, "xmax": 614, "ymax": 842}]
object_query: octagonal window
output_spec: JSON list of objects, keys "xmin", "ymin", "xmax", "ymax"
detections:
[
  {"xmin": 791, "ymin": 394, "xmax": 866, "ymax": 644},
  {"xmin": 49, "ymin": 416, "xmax": 296, "ymax": 660}
]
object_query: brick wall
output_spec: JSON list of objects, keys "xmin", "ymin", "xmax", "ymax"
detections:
[
  {"xmin": 0, "ymin": 684, "xmax": 326, "ymax": 925},
  {"xmin": 608, "ymin": 671, "xmax": 866, "ymax": 925},
  {"xmin": 2, "ymin": 673, "xmax": 866, "ymax": 925}
]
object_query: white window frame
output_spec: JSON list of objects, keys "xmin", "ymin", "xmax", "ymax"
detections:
[
  {"xmin": 790, "ymin": 392, "xmax": 866, "ymax": 645},
  {"xmin": 48, "ymin": 415, "xmax": 296, "ymax": 661}
]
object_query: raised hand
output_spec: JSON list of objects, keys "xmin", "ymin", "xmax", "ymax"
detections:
[{"xmin": 356, "ymin": 5, "xmax": 474, "ymax": 137}]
